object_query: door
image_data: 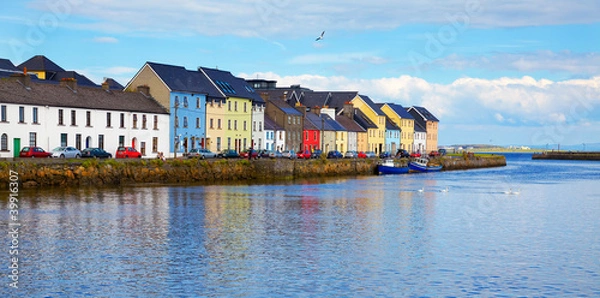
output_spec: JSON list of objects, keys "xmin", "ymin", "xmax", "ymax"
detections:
[{"xmin": 13, "ymin": 138, "xmax": 20, "ymax": 158}]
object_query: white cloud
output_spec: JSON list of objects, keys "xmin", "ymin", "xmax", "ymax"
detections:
[
  {"xmin": 93, "ymin": 36, "xmax": 118, "ymax": 43},
  {"xmin": 27, "ymin": 0, "xmax": 600, "ymax": 37}
]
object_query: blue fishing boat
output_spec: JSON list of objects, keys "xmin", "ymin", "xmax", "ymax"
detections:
[
  {"xmin": 377, "ymin": 159, "xmax": 409, "ymax": 175},
  {"xmin": 408, "ymin": 157, "xmax": 443, "ymax": 173}
]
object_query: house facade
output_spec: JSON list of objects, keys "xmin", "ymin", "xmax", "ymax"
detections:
[
  {"xmin": 0, "ymin": 74, "xmax": 169, "ymax": 158},
  {"xmin": 379, "ymin": 103, "xmax": 415, "ymax": 152},
  {"xmin": 384, "ymin": 118, "xmax": 401, "ymax": 153},
  {"xmin": 407, "ymin": 106, "xmax": 439, "ymax": 152}
]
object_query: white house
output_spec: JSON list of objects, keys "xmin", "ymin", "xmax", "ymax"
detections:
[
  {"xmin": 0, "ymin": 74, "xmax": 170, "ymax": 158},
  {"xmin": 413, "ymin": 123, "xmax": 427, "ymax": 154}
]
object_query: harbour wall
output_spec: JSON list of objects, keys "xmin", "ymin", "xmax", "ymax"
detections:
[
  {"xmin": 0, "ymin": 155, "xmax": 506, "ymax": 189},
  {"xmin": 532, "ymin": 152, "xmax": 600, "ymax": 161}
]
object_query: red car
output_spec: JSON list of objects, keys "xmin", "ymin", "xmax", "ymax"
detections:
[
  {"xmin": 19, "ymin": 146, "xmax": 52, "ymax": 158},
  {"xmin": 116, "ymin": 147, "xmax": 142, "ymax": 158},
  {"xmin": 410, "ymin": 152, "xmax": 421, "ymax": 158},
  {"xmin": 296, "ymin": 150, "xmax": 311, "ymax": 159},
  {"xmin": 429, "ymin": 151, "xmax": 441, "ymax": 157},
  {"xmin": 357, "ymin": 151, "xmax": 367, "ymax": 158},
  {"xmin": 240, "ymin": 149, "xmax": 259, "ymax": 159}
]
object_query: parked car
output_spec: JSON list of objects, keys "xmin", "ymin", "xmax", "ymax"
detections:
[
  {"xmin": 365, "ymin": 151, "xmax": 377, "ymax": 158},
  {"xmin": 327, "ymin": 150, "xmax": 343, "ymax": 159},
  {"xmin": 344, "ymin": 151, "xmax": 357, "ymax": 158},
  {"xmin": 19, "ymin": 146, "xmax": 52, "ymax": 158},
  {"xmin": 81, "ymin": 148, "xmax": 112, "ymax": 159},
  {"xmin": 259, "ymin": 150, "xmax": 281, "ymax": 159},
  {"xmin": 240, "ymin": 149, "xmax": 259, "ymax": 159},
  {"xmin": 218, "ymin": 149, "xmax": 239, "ymax": 158},
  {"xmin": 357, "ymin": 151, "xmax": 367, "ymax": 159},
  {"xmin": 379, "ymin": 151, "xmax": 391, "ymax": 159},
  {"xmin": 281, "ymin": 150, "xmax": 296, "ymax": 159},
  {"xmin": 51, "ymin": 146, "xmax": 81, "ymax": 158},
  {"xmin": 310, "ymin": 149, "xmax": 323, "ymax": 159},
  {"xmin": 438, "ymin": 149, "xmax": 447, "ymax": 156},
  {"xmin": 429, "ymin": 151, "xmax": 441, "ymax": 157},
  {"xmin": 187, "ymin": 148, "xmax": 217, "ymax": 159},
  {"xmin": 396, "ymin": 149, "xmax": 410, "ymax": 158},
  {"xmin": 115, "ymin": 147, "xmax": 142, "ymax": 158},
  {"xmin": 296, "ymin": 150, "xmax": 311, "ymax": 159}
]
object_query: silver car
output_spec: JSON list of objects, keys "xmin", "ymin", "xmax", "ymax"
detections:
[
  {"xmin": 52, "ymin": 146, "xmax": 81, "ymax": 158},
  {"xmin": 281, "ymin": 150, "xmax": 296, "ymax": 159},
  {"xmin": 187, "ymin": 148, "xmax": 217, "ymax": 159}
]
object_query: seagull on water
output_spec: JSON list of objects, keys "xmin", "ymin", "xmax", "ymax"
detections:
[
  {"xmin": 440, "ymin": 187, "xmax": 449, "ymax": 193},
  {"xmin": 417, "ymin": 187, "xmax": 424, "ymax": 193},
  {"xmin": 315, "ymin": 31, "xmax": 325, "ymax": 41}
]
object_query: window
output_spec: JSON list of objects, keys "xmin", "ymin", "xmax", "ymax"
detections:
[
  {"xmin": 228, "ymin": 101, "xmax": 231, "ymax": 111},
  {"xmin": 118, "ymin": 135, "xmax": 125, "ymax": 147},
  {"xmin": 174, "ymin": 96, "xmax": 179, "ymax": 107},
  {"xmin": 152, "ymin": 137, "xmax": 158, "ymax": 153},
  {"xmin": 183, "ymin": 117, "xmax": 188, "ymax": 128},
  {"xmin": 210, "ymin": 118, "xmax": 214, "ymax": 129},
  {"xmin": 196, "ymin": 97, "xmax": 201, "ymax": 109},
  {"xmin": 19, "ymin": 107, "xmax": 25, "ymax": 123},
  {"xmin": 29, "ymin": 132, "xmax": 37, "ymax": 146},
  {"xmin": 120, "ymin": 113, "xmax": 125, "ymax": 128},
  {"xmin": 175, "ymin": 116, "xmax": 179, "ymax": 128},
  {"xmin": 75, "ymin": 134, "xmax": 81, "ymax": 150},
  {"xmin": 0, "ymin": 134, "xmax": 7, "ymax": 151},
  {"xmin": 142, "ymin": 115, "xmax": 147, "ymax": 129},
  {"xmin": 153, "ymin": 115, "xmax": 158, "ymax": 130},
  {"xmin": 234, "ymin": 120, "xmax": 237, "ymax": 130},
  {"xmin": 98, "ymin": 135, "xmax": 104, "ymax": 149},
  {"xmin": 234, "ymin": 101, "xmax": 238, "ymax": 112},
  {"xmin": 243, "ymin": 121, "xmax": 246, "ymax": 131},
  {"xmin": 71, "ymin": 110, "xmax": 76, "ymax": 126},
  {"xmin": 288, "ymin": 116, "xmax": 291, "ymax": 125},
  {"xmin": 140, "ymin": 142, "xmax": 146, "ymax": 156},
  {"xmin": 86, "ymin": 111, "xmax": 91, "ymax": 126},
  {"xmin": 32, "ymin": 107, "xmax": 38, "ymax": 124},
  {"xmin": 106, "ymin": 112, "xmax": 112, "ymax": 127},
  {"xmin": 217, "ymin": 119, "xmax": 221, "ymax": 129},
  {"xmin": 216, "ymin": 137, "xmax": 221, "ymax": 151},
  {"xmin": 253, "ymin": 121, "xmax": 256, "ymax": 132},
  {"xmin": 196, "ymin": 118, "xmax": 200, "ymax": 128},
  {"xmin": 133, "ymin": 114, "xmax": 138, "ymax": 128},
  {"xmin": 228, "ymin": 120, "xmax": 231, "ymax": 130},
  {"xmin": 60, "ymin": 133, "xmax": 67, "ymax": 146},
  {"xmin": 0, "ymin": 105, "xmax": 6, "ymax": 122},
  {"xmin": 244, "ymin": 102, "xmax": 247, "ymax": 113},
  {"xmin": 58, "ymin": 109, "xmax": 64, "ymax": 125},
  {"xmin": 259, "ymin": 121, "xmax": 262, "ymax": 132}
]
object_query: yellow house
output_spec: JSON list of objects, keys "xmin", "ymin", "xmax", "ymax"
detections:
[
  {"xmin": 205, "ymin": 99, "xmax": 226, "ymax": 152},
  {"xmin": 350, "ymin": 95, "xmax": 386, "ymax": 154},
  {"xmin": 223, "ymin": 96, "xmax": 252, "ymax": 151},
  {"xmin": 379, "ymin": 103, "xmax": 415, "ymax": 152}
]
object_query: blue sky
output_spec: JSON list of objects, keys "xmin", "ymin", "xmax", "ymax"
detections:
[{"xmin": 1, "ymin": 0, "xmax": 599, "ymax": 147}]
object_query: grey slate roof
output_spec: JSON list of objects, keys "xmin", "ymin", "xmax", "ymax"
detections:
[
  {"xmin": 53, "ymin": 71, "xmax": 98, "ymax": 87},
  {"xmin": 18, "ymin": 55, "xmax": 65, "ymax": 73},
  {"xmin": 144, "ymin": 62, "xmax": 224, "ymax": 99},
  {"xmin": 335, "ymin": 114, "xmax": 366, "ymax": 133},
  {"xmin": 264, "ymin": 115, "xmax": 283, "ymax": 131},
  {"xmin": 409, "ymin": 106, "xmax": 439, "ymax": 122},
  {"xmin": 385, "ymin": 117, "xmax": 401, "ymax": 130},
  {"xmin": 353, "ymin": 109, "xmax": 378, "ymax": 129},
  {"xmin": 199, "ymin": 67, "xmax": 265, "ymax": 104},
  {"xmin": 0, "ymin": 75, "xmax": 168, "ymax": 114},
  {"xmin": 269, "ymin": 98, "xmax": 303, "ymax": 116},
  {"xmin": 407, "ymin": 106, "xmax": 439, "ymax": 132},
  {"xmin": 0, "ymin": 59, "xmax": 21, "ymax": 78},
  {"xmin": 104, "ymin": 78, "xmax": 124, "ymax": 90},
  {"xmin": 377, "ymin": 103, "xmax": 414, "ymax": 119}
]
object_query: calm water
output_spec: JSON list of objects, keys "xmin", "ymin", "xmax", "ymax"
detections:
[{"xmin": 2, "ymin": 153, "xmax": 599, "ymax": 297}]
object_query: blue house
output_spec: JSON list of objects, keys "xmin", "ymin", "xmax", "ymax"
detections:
[{"xmin": 125, "ymin": 62, "xmax": 224, "ymax": 156}]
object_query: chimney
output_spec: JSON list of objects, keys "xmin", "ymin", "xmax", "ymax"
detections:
[
  {"xmin": 260, "ymin": 92, "xmax": 269, "ymax": 102},
  {"xmin": 311, "ymin": 106, "xmax": 321, "ymax": 115},
  {"xmin": 60, "ymin": 78, "xmax": 77, "ymax": 92},
  {"xmin": 137, "ymin": 85, "xmax": 150, "ymax": 96},
  {"xmin": 343, "ymin": 101, "xmax": 354, "ymax": 119},
  {"xmin": 101, "ymin": 82, "xmax": 110, "ymax": 91}
]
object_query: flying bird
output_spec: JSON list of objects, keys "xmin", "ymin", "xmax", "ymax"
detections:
[{"xmin": 315, "ymin": 31, "xmax": 325, "ymax": 41}]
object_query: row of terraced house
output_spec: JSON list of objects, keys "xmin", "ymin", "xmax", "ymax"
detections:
[{"xmin": 0, "ymin": 55, "xmax": 438, "ymax": 158}]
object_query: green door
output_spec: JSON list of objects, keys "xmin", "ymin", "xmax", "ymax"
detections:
[{"xmin": 13, "ymin": 138, "xmax": 20, "ymax": 158}]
